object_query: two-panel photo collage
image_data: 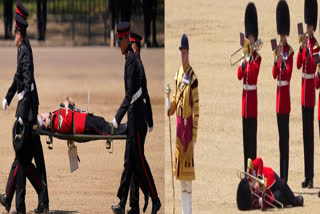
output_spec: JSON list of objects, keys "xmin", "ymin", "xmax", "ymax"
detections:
[{"xmin": 2, "ymin": 0, "xmax": 320, "ymax": 213}]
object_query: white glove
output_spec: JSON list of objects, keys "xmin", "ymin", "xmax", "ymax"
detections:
[
  {"xmin": 166, "ymin": 98, "xmax": 171, "ymax": 112},
  {"xmin": 148, "ymin": 126, "xmax": 153, "ymax": 133},
  {"xmin": 18, "ymin": 117, "xmax": 23, "ymax": 125},
  {"xmin": 193, "ymin": 141, "xmax": 195, "ymax": 149},
  {"xmin": 2, "ymin": 98, "xmax": 7, "ymax": 110},
  {"xmin": 112, "ymin": 118, "xmax": 118, "ymax": 128}
]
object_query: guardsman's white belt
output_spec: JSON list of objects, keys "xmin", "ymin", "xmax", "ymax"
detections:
[
  {"xmin": 18, "ymin": 83, "xmax": 35, "ymax": 101},
  {"xmin": 277, "ymin": 80, "xmax": 289, "ymax": 87},
  {"xmin": 131, "ymin": 87, "xmax": 142, "ymax": 104},
  {"xmin": 302, "ymin": 73, "xmax": 315, "ymax": 79},
  {"xmin": 243, "ymin": 84, "xmax": 257, "ymax": 91}
]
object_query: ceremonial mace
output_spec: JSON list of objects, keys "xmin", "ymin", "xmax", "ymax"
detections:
[{"xmin": 166, "ymin": 84, "xmax": 175, "ymax": 214}]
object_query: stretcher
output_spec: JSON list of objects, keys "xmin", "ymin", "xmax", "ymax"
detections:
[{"xmin": 33, "ymin": 128, "xmax": 126, "ymax": 152}]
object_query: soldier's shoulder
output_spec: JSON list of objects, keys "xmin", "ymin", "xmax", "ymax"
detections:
[
  {"xmin": 287, "ymin": 44, "xmax": 294, "ymax": 56},
  {"xmin": 313, "ymin": 38, "xmax": 320, "ymax": 50},
  {"xmin": 254, "ymin": 52, "xmax": 261, "ymax": 61},
  {"xmin": 126, "ymin": 50, "xmax": 136, "ymax": 60},
  {"xmin": 174, "ymin": 66, "xmax": 183, "ymax": 80}
]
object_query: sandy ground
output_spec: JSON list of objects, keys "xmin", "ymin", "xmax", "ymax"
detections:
[
  {"xmin": 0, "ymin": 46, "xmax": 164, "ymax": 214},
  {"xmin": 165, "ymin": 0, "xmax": 320, "ymax": 213}
]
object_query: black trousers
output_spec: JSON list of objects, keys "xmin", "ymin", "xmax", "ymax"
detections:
[
  {"xmin": 302, "ymin": 106, "xmax": 314, "ymax": 181},
  {"xmin": 271, "ymin": 173, "xmax": 298, "ymax": 207},
  {"xmin": 32, "ymin": 134, "xmax": 49, "ymax": 206},
  {"xmin": 5, "ymin": 126, "xmax": 43, "ymax": 211},
  {"xmin": 143, "ymin": 0, "xmax": 158, "ymax": 46},
  {"xmin": 4, "ymin": 0, "xmax": 13, "ymax": 39},
  {"xmin": 129, "ymin": 131, "xmax": 146, "ymax": 209},
  {"xmin": 242, "ymin": 117, "xmax": 257, "ymax": 171},
  {"xmin": 37, "ymin": 0, "xmax": 47, "ymax": 40},
  {"xmin": 84, "ymin": 114, "xmax": 127, "ymax": 135},
  {"xmin": 117, "ymin": 123, "xmax": 158, "ymax": 208},
  {"xmin": 276, "ymin": 114, "xmax": 290, "ymax": 183}
]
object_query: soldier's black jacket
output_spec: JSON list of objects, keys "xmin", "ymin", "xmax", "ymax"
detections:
[
  {"xmin": 137, "ymin": 56, "xmax": 153, "ymax": 128},
  {"xmin": 5, "ymin": 37, "xmax": 39, "ymax": 124},
  {"xmin": 115, "ymin": 45, "xmax": 145, "ymax": 137}
]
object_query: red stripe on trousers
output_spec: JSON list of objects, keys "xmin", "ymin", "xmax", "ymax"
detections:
[
  {"xmin": 7, "ymin": 164, "xmax": 18, "ymax": 198},
  {"xmin": 137, "ymin": 132, "xmax": 156, "ymax": 200}
]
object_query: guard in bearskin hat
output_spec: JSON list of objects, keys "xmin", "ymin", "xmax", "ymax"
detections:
[
  {"xmin": 236, "ymin": 158, "xmax": 304, "ymax": 210},
  {"xmin": 237, "ymin": 2, "xmax": 262, "ymax": 172},
  {"xmin": 272, "ymin": 0, "xmax": 294, "ymax": 184},
  {"xmin": 297, "ymin": 0, "xmax": 319, "ymax": 189}
]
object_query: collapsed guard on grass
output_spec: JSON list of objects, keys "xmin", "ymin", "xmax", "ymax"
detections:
[{"xmin": 237, "ymin": 157, "xmax": 303, "ymax": 211}]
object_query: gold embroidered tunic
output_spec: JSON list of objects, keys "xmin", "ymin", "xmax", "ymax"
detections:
[{"xmin": 168, "ymin": 62, "xmax": 199, "ymax": 180}]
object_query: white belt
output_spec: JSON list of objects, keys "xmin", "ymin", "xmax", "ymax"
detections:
[
  {"xmin": 277, "ymin": 80, "xmax": 289, "ymax": 87},
  {"xmin": 302, "ymin": 73, "xmax": 315, "ymax": 79},
  {"xmin": 131, "ymin": 87, "xmax": 142, "ymax": 104},
  {"xmin": 243, "ymin": 84, "xmax": 257, "ymax": 90},
  {"xmin": 18, "ymin": 83, "xmax": 34, "ymax": 101}
]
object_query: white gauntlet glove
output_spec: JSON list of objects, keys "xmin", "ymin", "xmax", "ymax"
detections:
[
  {"xmin": 18, "ymin": 117, "xmax": 23, "ymax": 125},
  {"xmin": 148, "ymin": 126, "xmax": 153, "ymax": 133},
  {"xmin": 2, "ymin": 98, "xmax": 7, "ymax": 110},
  {"xmin": 112, "ymin": 118, "xmax": 118, "ymax": 128},
  {"xmin": 166, "ymin": 98, "xmax": 171, "ymax": 112}
]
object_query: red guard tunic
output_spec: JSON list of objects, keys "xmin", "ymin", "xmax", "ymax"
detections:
[
  {"xmin": 248, "ymin": 157, "xmax": 276, "ymax": 206},
  {"xmin": 315, "ymin": 70, "xmax": 320, "ymax": 120},
  {"xmin": 50, "ymin": 108, "xmax": 87, "ymax": 134},
  {"xmin": 238, "ymin": 51, "xmax": 262, "ymax": 118},
  {"xmin": 297, "ymin": 36, "xmax": 320, "ymax": 107},
  {"xmin": 272, "ymin": 44, "xmax": 294, "ymax": 114}
]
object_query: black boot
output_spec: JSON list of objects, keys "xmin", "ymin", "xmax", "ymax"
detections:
[
  {"xmin": 0, "ymin": 194, "xmax": 11, "ymax": 212},
  {"xmin": 34, "ymin": 203, "xmax": 49, "ymax": 213},
  {"xmin": 127, "ymin": 207, "xmax": 139, "ymax": 214},
  {"xmin": 151, "ymin": 198, "xmax": 161, "ymax": 214},
  {"xmin": 143, "ymin": 192, "xmax": 149, "ymax": 213},
  {"xmin": 301, "ymin": 179, "xmax": 313, "ymax": 188},
  {"xmin": 12, "ymin": 208, "xmax": 26, "ymax": 214},
  {"xmin": 111, "ymin": 203, "xmax": 125, "ymax": 214},
  {"xmin": 295, "ymin": 195, "xmax": 304, "ymax": 206}
]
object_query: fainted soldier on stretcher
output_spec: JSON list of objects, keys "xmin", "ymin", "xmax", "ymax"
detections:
[{"xmin": 35, "ymin": 98, "xmax": 127, "ymax": 136}]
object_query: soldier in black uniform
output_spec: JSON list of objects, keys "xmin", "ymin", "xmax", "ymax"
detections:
[
  {"xmin": 37, "ymin": 0, "xmax": 47, "ymax": 40},
  {"xmin": 0, "ymin": 2, "xmax": 49, "ymax": 214},
  {"xmin": 4, "ymin": 0, "xmax": 13, "ymax": 39},
  {"xmin": 143, "ymin": 0, "xmax": 158, "ymax": 47},
  {"xmin": 111, "ymin": 22, "xmax": 161, "ymax": 214},
  {"xmin": 128, "ymin": 32, "xmax": 154, "ymax": 214}
]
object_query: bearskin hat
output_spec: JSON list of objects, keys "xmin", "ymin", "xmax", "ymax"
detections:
[
  {"xmin": 245, "ymin": 2, "xmax": 258, "ymax": 40},
  {"xmin": 236, "ymin": 178, "xmax": 252, "ymax": 210},
  {"xmin": 305, "ymin": 0, "xmax": 318, "ymax": 31},
  {"xmin": 276, "ymin": 0, "xmax": 290, "ymax": 35}
]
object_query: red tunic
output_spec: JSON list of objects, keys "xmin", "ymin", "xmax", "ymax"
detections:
[
  {"xmin": 315, "ymin": 72, "xmax": 320, "ymax": 120},
  {"xmin": 272, "ymin": 44, "xmax": 294, "ymax": 114},
  {"xmin": 297, "ymin": 36, "xmax": 319, "ymax": 107},
  {"xmin": 238, "ymin": 51, "xmax": 262, "ymax": 118},
  {"xmin": 50, "ymin": 108, "xmax": 88, "ymax": 134},
  {"xmin": 248, "ymin": 157, "xmax": 276, "ymax": 206}
]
